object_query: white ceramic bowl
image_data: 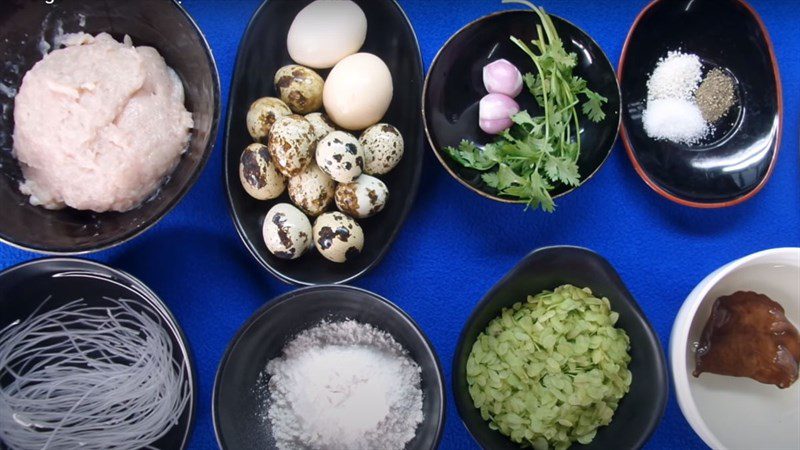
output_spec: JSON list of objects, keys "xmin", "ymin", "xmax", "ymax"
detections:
[{"xmin": 670, "ymin": 248, "xmax": 800, "ymax": 450}]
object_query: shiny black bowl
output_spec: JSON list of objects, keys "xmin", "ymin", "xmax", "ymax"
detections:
[
  {"xmin": 224, "ymin": 0, "xmax": 424, "ymax": 285},
  {"xmin": 619, "ymin": 0, "xmax": 781, "ymax": 207},
  {"xmin": 0, "ymin": 258, "xmax": 196, "ymax": 449},
  {"xmin": 453, "ymin": 246, "xmax": 668, "ymax": 449},
  {"xmin": 213, "ymin": 285, "xmax": 445, "ymax": 450},
  {"xmin": 423, "ymin": 10, "xmax": 621, "ymax": 204},
  {"xmin": 0, "ymin": 0, "xmax": 220, "ymax": 253}
]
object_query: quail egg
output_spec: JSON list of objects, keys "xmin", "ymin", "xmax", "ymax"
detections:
[
  {"xmin": 335, "ymin": 174, "xmax": 388, "ymax": 219},
  {"xmin": 313, "ymin": 212, "xmax": 364, "ymax": 263},
  {"xmin": 268, "ymin": 114, "xmax": 316, "ymax": 177},
  {"xmin": 288, "ymin": 162, "xmax": 335, "ymax": 217},
  {"xmin": 359, "ymin": 123, "xmax": 404, "ymax": 175},
  {"xmin": 246, "ymin": 97, "xmax": 291, "ymax": 142},
  {"xmin": 263, "ymin": 203, "xmax": 312, "ymax": 260},
  {"xmin": 305, "ymin": 112, "xmax": 336, "ymax": 142},
  {"xmin": 316, "ymin": 131, "xmax": 363, "ymax": 183},
  {"xmin": 239, "ymin": 143, "xmax": 285, "ymax": 200},
  {"xmin": 274, "ymin": 65, "xmax": 325, "ymax": 114}
]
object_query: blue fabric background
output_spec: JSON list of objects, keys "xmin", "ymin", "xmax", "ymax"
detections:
[{"xmin": 2, "ymin": 0, "xmax": 798, "ymax": 448}]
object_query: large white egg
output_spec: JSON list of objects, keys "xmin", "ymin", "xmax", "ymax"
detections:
[
  {"xmin": 286, "ymin": 0, "xmax": 367, "ymax": 69},
  {"xmin": 323, "ymin": 53, "xmax": 393, "ymax": 130}
]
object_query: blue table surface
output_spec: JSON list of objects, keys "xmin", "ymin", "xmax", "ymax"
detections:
[{"xmin": 2, "ymin": 0, "xmax": 799, "ymax": 448}]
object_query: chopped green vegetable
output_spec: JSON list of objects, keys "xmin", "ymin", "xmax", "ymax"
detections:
[
  {"xmin": 444, "ymin": 1, "xmax": 607, "ymax": 212},
  {"xmin": 466, "ymin": 285, "xmax": 632, "ymax": 449}
]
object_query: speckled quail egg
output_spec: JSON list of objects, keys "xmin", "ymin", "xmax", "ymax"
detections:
[
  {"xmin": 335, "ymin": 174, "xmax": 388, "ymax": 219},
  {"xmin": 305, "ymin": 112, "xmax": 336, "ymax": 142},
  {"xmin": 263, "ymin": 203, "xmax": 312, "ymax": 260},
  {"xmin": 316, "ymin": 131, "xmax": 363, "ymax": 183},
  {"xmin": 268, "ymin": 114, "xmax": 316, "ymax": 177},
  {"xmin": 274, "ymin": 65, "xmax": 325, "ymax": 114},
  {"xmin": 246, "ymin": 97, "xmax": 291, "ymax": 142},
  {"xmin": 312, "ymin": 212, "xmax": 364, "ymax": 263},
  {"xmin": 288, "ymin": 162, "xmax": 335, "ymax": 216},
  {"xmin": 239, "ymin": 143, "xmax": 285, "ymax": 200},
  {"xmin": 359, "ymin": 123, "xmax": 404, "ymax": 175}
]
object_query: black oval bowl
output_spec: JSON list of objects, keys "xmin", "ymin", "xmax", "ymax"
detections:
[
  {"xmin": 453, "ymin": 246, "xmax": 668, "ymax": 449},
  {"xmin": 423, "ymin": 10, "xmax": 621, "ymax": 204},
  {"xmin": 0, "ymin": 257, "xmax": 196, "ymax": 449},
  {"xmin": 212, "ymin": 285, "xmax": 445, "ymax": 450},
  {"xmin": 619, "ymin": 0, "xmax": 781, "ymax": 208},
  {"xmin": 0, "ymin": 0, "xmax": 220, "ymax": 254},
  {"xmin": 224, "ymin": 0, "xmax": 424, "ymax": 285}
]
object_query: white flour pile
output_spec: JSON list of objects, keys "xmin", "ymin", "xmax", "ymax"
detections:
[
  {"xmin": 263, "ymin": 320, "xmax": 424, "ymax": 450},
  {"xmin": 642, "ymin": 51, "xmax": 709, "ymax": 145}
]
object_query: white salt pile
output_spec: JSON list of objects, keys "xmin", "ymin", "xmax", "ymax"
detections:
[
  {"xmin": 642, "ymin": 51, "xmax": 709, "ymax": 145},
  {"xmin": 643, "ymin": 98, "xmax": 708, "ymax": 144}
]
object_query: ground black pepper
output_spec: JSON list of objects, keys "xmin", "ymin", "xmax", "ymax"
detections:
[{"xmin": 696, "ymin": 69, "xmax": 736, "ymax": 123}]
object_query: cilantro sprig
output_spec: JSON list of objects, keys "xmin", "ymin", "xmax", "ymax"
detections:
[{"xmin": 444, "ymin": 0, "xmax": 607, "ymax": 212}]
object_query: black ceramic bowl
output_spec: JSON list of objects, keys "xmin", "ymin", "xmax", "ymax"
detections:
[
  {"xmin": 423, "ymin": 10, "xmax": 621, "ymax": 204},
  {"xmin": 453, "ymin": 246, "xmax": 668, "ymax": 449},
  {"xmin": 0, "ymin": 258, "xmax": 196, "ymax": 449},
  {"xmin": 224, "ymin": 0, "xmax": 423, "ymax": 285},
  {"xmin": 0, "ymin": 0, "xmax": 220, "ymax": 254},
  {"xmin": 619, "ymin": 0, "xmax": 781, "ymax": 208},
  {"xmin": 213, "ymin": 285, "xmax": 445, "ymax": 450}
]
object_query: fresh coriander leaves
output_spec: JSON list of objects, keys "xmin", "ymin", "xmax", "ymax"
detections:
[{"xmin": 442, "ymin": 1, "xmax": 607, "ymax": 212}]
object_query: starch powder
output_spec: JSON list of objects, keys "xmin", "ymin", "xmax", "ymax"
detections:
[{"xmin": 262, "ymin": 320, "xmax": 424, "ymax": 450}]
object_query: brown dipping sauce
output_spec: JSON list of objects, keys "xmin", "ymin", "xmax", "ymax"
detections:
[{"xmin": 694, "ymin": 291, "xmax": 800, "ymax": 388}]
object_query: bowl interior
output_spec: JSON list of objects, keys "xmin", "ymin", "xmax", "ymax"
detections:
[
  {"xmin": 619, "ymin": 0, "xmax": 780, "ymax": 206},
  {"xmin": 224, "ymin": 0, "xmax": 423, "ymax": 285},
  {"xmin": 424, "ymin": 10, "xmax": 620, "ymax": 202},
  {"xmin": 681, "ymin": 250, "xmax": 800, "ymax": 449},
  {"xmin": 0, "ymin": 258, "xmax": 195, "ymax": 450},
  {"xmin": 0, "ymin": 0, "xmax": 219, "ymax": 253},
  {"xmin": 453, "ymin": 247, "xmax": 667, "ymax": 449},
  {"xmin": 213, "ymin": 286, "xmax": 444, "ymax": 450}
]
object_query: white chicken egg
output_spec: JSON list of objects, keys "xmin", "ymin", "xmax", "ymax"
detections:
[
  {"xmin": 312, "ymin": 212, "xmax": 364, "ymax": 263},
  {"xmin": 316, "ymin": 131, "xmax": 363, "ymax": 183},
  {"xmin": 286, "ymin": 0, "xmax": 367, "ymax": 69},
  {"xmin": 288, "ymin": 162, "xmax": 335, "ymax": 216},
  {"xmin": 263, "ymin": 203, "xmax": 312, "ymax": 260},
  {"xmin": 335, "ymin": 174, "xmax": 388, "ymax": 219},
  {"xmin": 239, "ymin": 143, "xmax": 285, "ymax": 200},
  {"xmin": 359, "ymin": 123, "xmax": 404, "ymax": 175},
  {"xmin": 323, "ymin": 53, "xmax": 393, "ymax": 130}
]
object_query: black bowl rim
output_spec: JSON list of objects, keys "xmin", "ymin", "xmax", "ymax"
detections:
[
  {"xmin": 222, "ymin": 0, "xmax": 425, "ymax": 286},
  {"xmin": 452, "ymin": 245, "xmax": 669, "ymax": 449},
  {"xmin": 0, "ymin": 0, "xmax": 222, "ymax": 255},
  {"xmin": 211, "ymin": 284, "xmax": 447, "ymax": 450},
  {"xmin": 422, "ymin": 9, "xmax": 622, "ymax": 205},
  {"xmin": 0, "ymin": 256, "xmax": 198, "ymax": 449},
  {"xmin": 617, "ymin": 0, "xmax": 783, "ymax": 209}
]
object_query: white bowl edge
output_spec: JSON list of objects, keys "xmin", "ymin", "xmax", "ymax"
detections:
[{"xmin": 669, "ymin": 247, "xmax": 800, "ymax": 450}]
